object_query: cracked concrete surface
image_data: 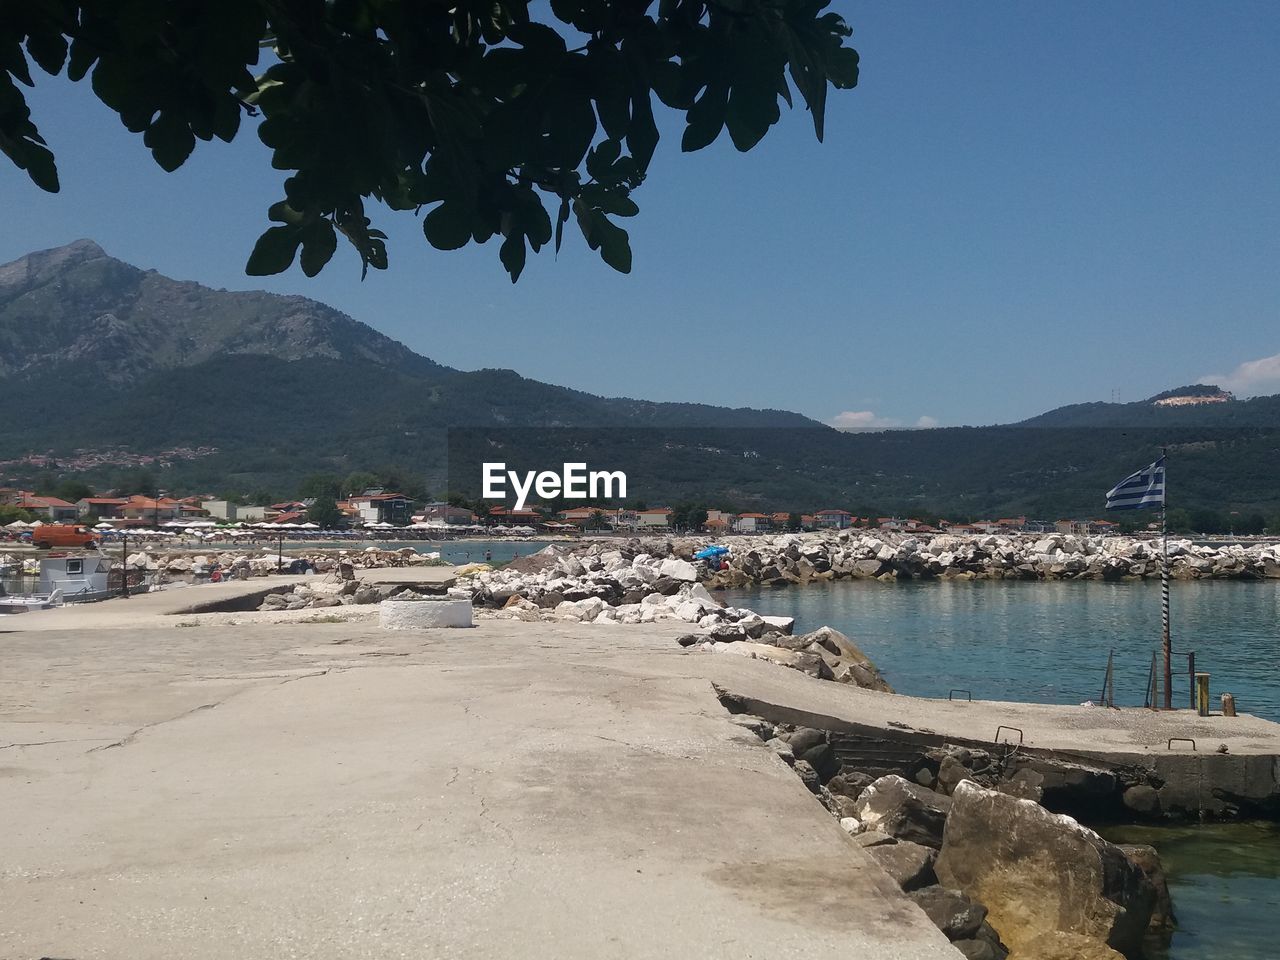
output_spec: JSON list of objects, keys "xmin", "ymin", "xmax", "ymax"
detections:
[{"xmin": 0, "ymin": 616, "xmax": 958, "ymax": 959}]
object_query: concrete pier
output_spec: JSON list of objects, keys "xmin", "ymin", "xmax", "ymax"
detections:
[{"xmin": 0, "ymin": 615, "xmax": 957, "ymax": 960}]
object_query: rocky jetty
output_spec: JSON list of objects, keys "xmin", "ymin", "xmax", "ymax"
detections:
[
  {"xmin": 701, "ymin": 530, "xmax": 1280, "ymax": 585},
  {"xmin": 101, "ymin": 546, "xmax": 444, "ymax": 578},
  {"xmin": 461, "ymin": 541, "xmax": 893, "ymax": 691},
  {"xmin": 736, "ymin": 719, "xmax": 1167, "ymax": 960},
  {"xmin": 256, "ymin": 578, "xmax": 460, "ymax": 612}
]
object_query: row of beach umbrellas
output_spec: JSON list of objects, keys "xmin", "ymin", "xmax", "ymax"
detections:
[{"xmin": 8, "ymin": 518, "xmax": 539, "ymax": 537}]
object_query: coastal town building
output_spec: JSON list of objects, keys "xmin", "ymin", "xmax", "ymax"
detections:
[
  {"xmin": 6, "ymin": 492, "xmax": 78, "ymax": 522},
  {"xmin": 266, "ymin": 510, "xmax": 307, "ymax": 525},
  {"xmin": 485, "ymin": 507, "xmax": 543, "ymax": 525},
  {"xmin": 201, "ymin": 499, "xmax": 235, "ymax": 521},
  {"xmin": 732, "ymin": 512, "xmax": 771, "ymax": 534},
  {"xmin": 76, "ymin": 497, "xmax": 129, "ymax": 519},
  {"xmin": 878, "ymin": 518, "xmax": 937, "ymax": 534},
  {"xmin": 813, "ymin": 508, "xmax": 853, "ymax": 529},
  {"xmin": 635, "ymin": 507, "xmax": 673, "ymax": 529},
  {"xmin": 347, "ymin": 491, "xmax": 414, "ymax": 526},
  {"xmin": 416, "ymin": 502, "xmax": 476, "ymax": 525},
  {"xmin": 120, "ymin": 496, "xmax": 183, "ymax": 523},
  {"xmin": 704, "ymin": 511, "xmax": 732, "ymax": 534}
]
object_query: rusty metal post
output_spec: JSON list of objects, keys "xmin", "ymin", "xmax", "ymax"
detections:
[{"xmin": 1195, "ymin": 673, "xmax": 1210, "ymax": 717}]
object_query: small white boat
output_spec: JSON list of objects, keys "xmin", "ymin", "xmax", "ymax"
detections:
[
  {"xmin": 0, "ymin": 587, "xmax": 64, "ymax": 613},
  {"xmin": 0, "ymin": 553, "xmax": 114, "ymax": 613}
]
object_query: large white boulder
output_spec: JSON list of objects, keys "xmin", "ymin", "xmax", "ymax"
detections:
[
  {"xmin": 379, "ymin": 598, "xmax": 473, "ymax": 629},
  {"xmin": 659, "ymin": 558, "xmax": 698, "ymax": 582}
]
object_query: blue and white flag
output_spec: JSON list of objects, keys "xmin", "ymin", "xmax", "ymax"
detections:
[{"xmin": 1105, "ymin": 456, "xmax": 1166, "ymax": 510}]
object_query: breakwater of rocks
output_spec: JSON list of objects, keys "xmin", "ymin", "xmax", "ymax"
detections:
[
  {"xmin": 732, "ymin": 714, "xmax": 1174, "ymax": 960},
  {"xmin": 462, "ymin": 540, "xmax": 893, "ymax": 690},
  {"xmin": 700, "ymin": 531, "xmax": 1280, "ymax": 586},
  {"xmin": 119, "ymin": 546, "xmax": 444, "ymax": 576}
]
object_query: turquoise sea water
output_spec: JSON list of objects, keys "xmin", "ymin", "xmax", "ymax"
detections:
[
  {"xmin": 721, "ymin": 580, "xmax": 1280, "ymax": 721},
  {"xmin": 721, "ymin": 580, "xmax": 1280, "ymax": 960},
  {"xmin": 1101, "ymin": 822, "xmax": 1280, "ymax": 960}
]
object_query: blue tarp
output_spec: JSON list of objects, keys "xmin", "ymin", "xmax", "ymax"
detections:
[{"xmin": 693, "ymin": 545, "xmax": 729, "ymax": 560}]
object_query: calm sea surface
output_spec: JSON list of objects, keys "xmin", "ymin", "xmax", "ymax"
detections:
[
  {"xmin": 1101, "ymin": 822, "xmax": 1280, "ymax": 960},
  {"xmin": 721, "ymin": 579, "xmax": 1280, "ymax": 960},
  {"xmin": 721, "ymin": 580, "xmax": 1280, "ymax": 721}
]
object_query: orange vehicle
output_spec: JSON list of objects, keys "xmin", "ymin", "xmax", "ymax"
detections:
[{"xmin": 31, "ymin": 524, "xmax": 100, "ymax": 550}]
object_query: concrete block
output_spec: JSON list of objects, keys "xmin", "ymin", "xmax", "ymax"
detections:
[{"xmin": 379, "ymin": 599, "xmax": 473, "ymax": 630}]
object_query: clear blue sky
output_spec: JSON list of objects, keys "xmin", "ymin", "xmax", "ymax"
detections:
[{"xmin": 3, "ymin": 2, "xmax": 1278, "ymax": 427}]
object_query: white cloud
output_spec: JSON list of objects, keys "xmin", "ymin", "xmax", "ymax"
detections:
[
  {"xmin": 830, "ymin": 411, "xmax": 942, "ymax": 431},
  {"xmin": 1200, "ymin": 352, "xmax": 1280, "ymax": 398},
  {"xmin": 830, "ymin": 410, "xmax": 901, "ymax": 430}
]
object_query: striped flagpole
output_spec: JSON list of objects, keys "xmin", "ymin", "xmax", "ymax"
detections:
[{"xmin": 1161, "ymin": 448, "xmax": 1172, "ymax": 710}]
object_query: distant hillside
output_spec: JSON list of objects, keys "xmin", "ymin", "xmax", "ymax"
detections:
[
  {"xmin": 1017, "ymin": 385, "xmax": 1280, "ymax": 429},
  {"xmin": 1, "ymin": 241, "xmax": 1277, "ymax": 520},
  {"xmin": 0, "ymin": 241, "xmax": 824, "ymax": 491}
]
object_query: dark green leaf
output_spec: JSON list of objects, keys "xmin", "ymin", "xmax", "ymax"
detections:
[
  {"xmin": 586, "ymin": 138, "xmax": 621, "ymax": 180},
  {"xmin": 725, "ymin": 79, "xmax": 780, "ymax": 152},
  {"xmin": 681, "ymin": 83, "xmax": 727, "ymax": 152},
  {"xmin": 144, "ymin": 112, "xmax": 196, "ymax": 171},
  {"xmin": 15, "ymin": 140, "xmax": 60, "ymax": 192},
  {"xmin": 423, "ymin": 201, "xmax": 474, "ymax": 250},
  {"xmin": 211, "ymin": 96, "xmax": 240, "ymax": 143},
  {"xmin": 246, "ymin": 224, "xmax": 303, "ymax": 275},
  {"xmin": 554, "ymin": 196, "xmax": 570, "ymax": 254},
  {"xmin": 299, "ymin": 219, "xmax": 338, "ymax": 277},
  {"xmin": 268, "ymin": 200, "xmax": 307, "ymax": 225},
  {"xmin": 627, "ymin": 91, "xmax": 659, "ymax": 169},
  {"xmin": 594, "ymin": 214, "xmax": 632, "ymax": 273},
  {"xmin": 546, "ymin": 86, "xmax": 596, "ymax": 168},
  {"xmin": 25, "ymin": 31, "xmax": 68, "ymax": 76},
  {"xmin": 1, "ymin": 42, "xmax": 33, "ymax": 86},
  {"xmin": 499, "ymin": 232, "xmax": 526, "ymax": 282},
  {"xmin": 66, "ymin": 36, "xmax": 96, "ymax": 81},
  {"xmin": 506, "ymin": 22, "xmax": 567, "ymax": 57}
]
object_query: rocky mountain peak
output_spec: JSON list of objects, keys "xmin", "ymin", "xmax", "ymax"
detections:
[
  {"xmin": 0, "ymin": 238, "xmax": 111, "ymax": 291},
  {"xmin": 0, "ymin": 240, "xmax": 442, "ymax": 382}
]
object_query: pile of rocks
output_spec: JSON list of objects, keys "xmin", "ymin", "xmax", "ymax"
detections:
[
  {"xmin": 742, "ymin": 718, "xmax": 1172, "ymax": 960},
  {"xmin": 699, "ymin": 530, "xmax": 1280, "ymax": 585},
  {"xmin": 461, "ymin": 542, "xmax": 892, "ymax": 691},
  {"xmin": 257, "ymin": 578, "xmax": 458, "ymax": 612},
  {"xmin": 116, "ymin": 546, "xmax": 445, "ymax": 577}
]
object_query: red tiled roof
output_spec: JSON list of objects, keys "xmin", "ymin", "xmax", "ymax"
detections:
[{"xmin": 18, "ymin": 494, "xmax": 75, "ymax": 508}]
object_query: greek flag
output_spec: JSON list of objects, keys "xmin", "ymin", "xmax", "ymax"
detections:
[{"xmin": 1105, "ymin": 456, "xmax": 1166, "ymax": 510}]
